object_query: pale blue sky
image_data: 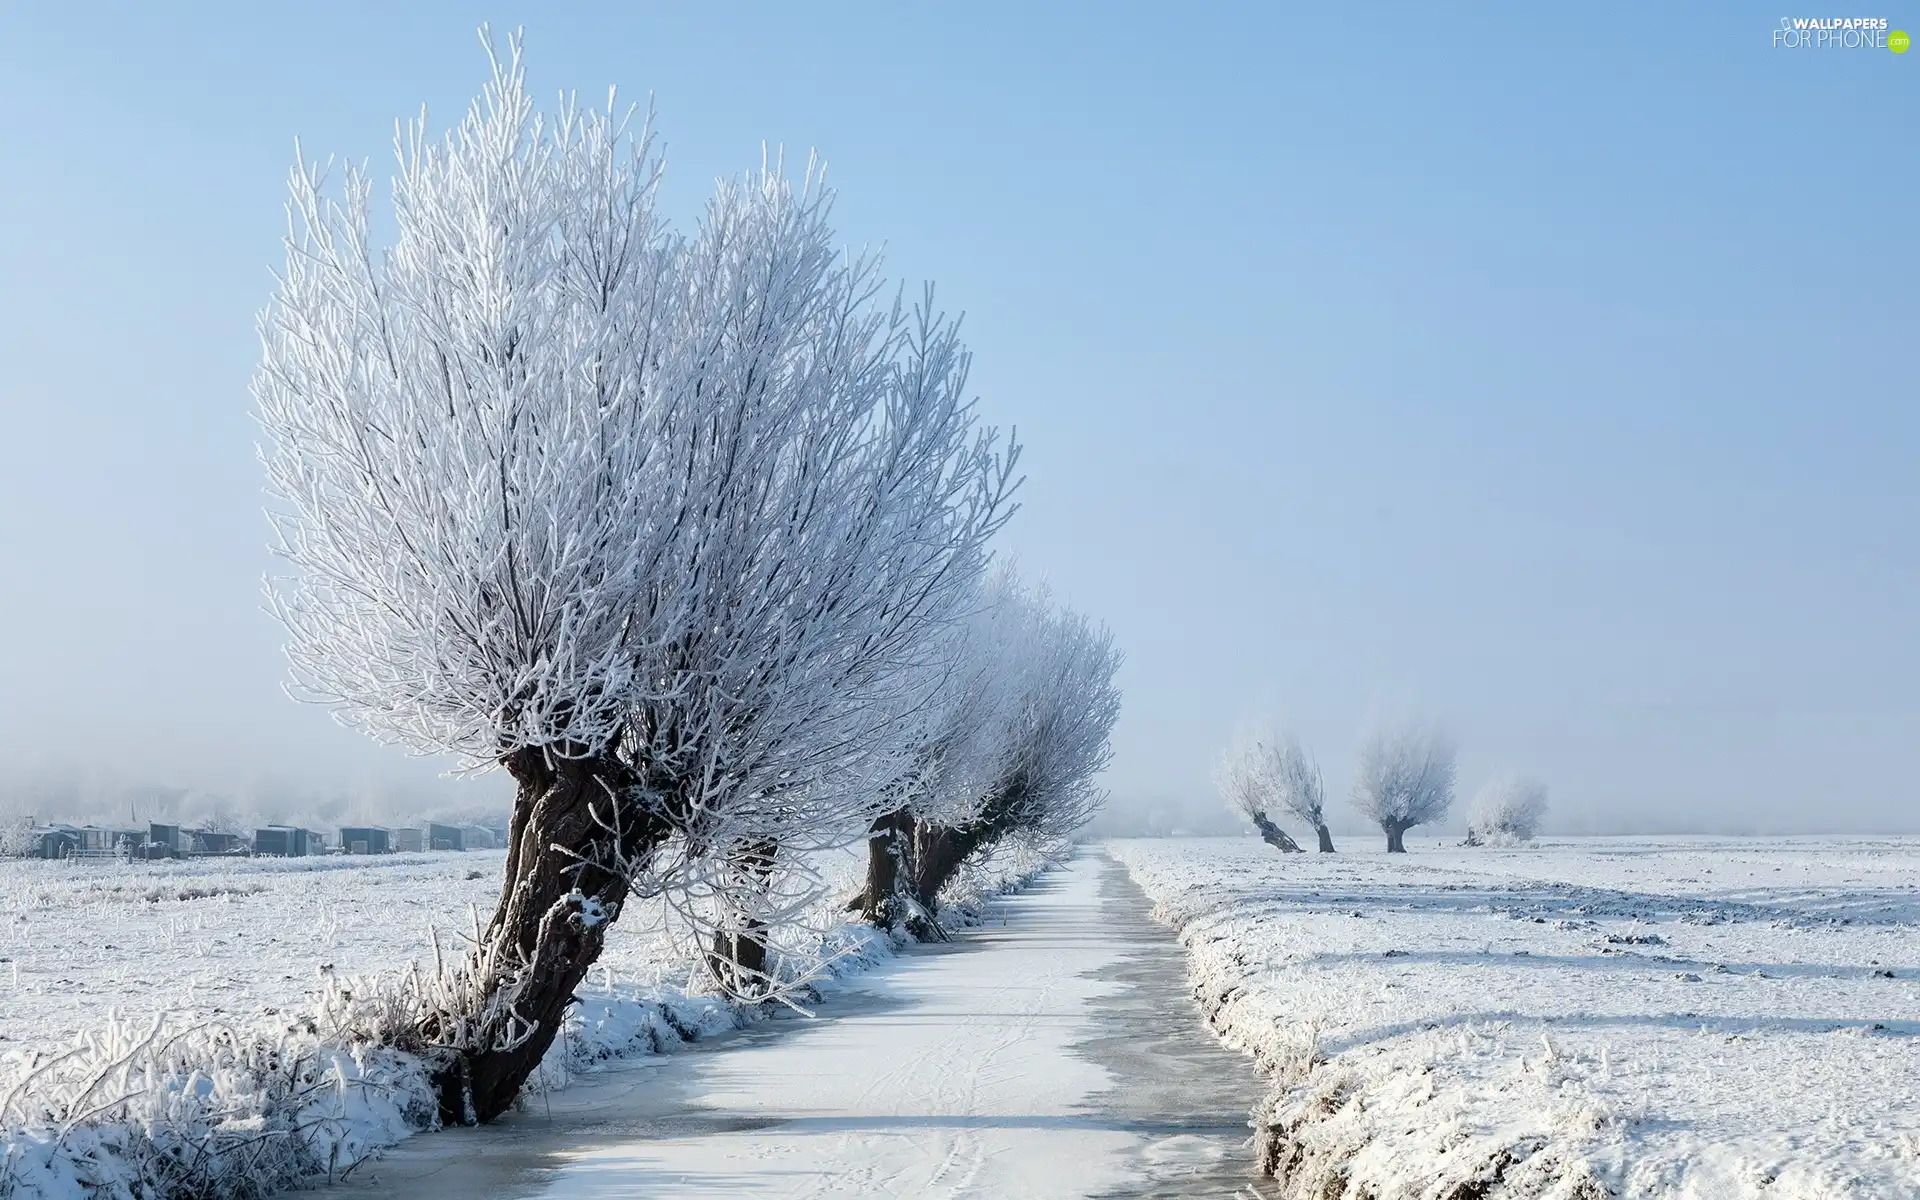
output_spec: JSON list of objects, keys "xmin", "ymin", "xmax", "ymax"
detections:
[{"xmin": 0, "ymin": 3, "xmax": 1913, "ymax": 831}]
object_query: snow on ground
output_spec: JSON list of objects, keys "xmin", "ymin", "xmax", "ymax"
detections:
[
  {"xmin": 458, "ymin": 854, "xmax": 1140, "ymax": 1198},
  {"xmin": 1109, "ymin": 835, "xmax": 1920, "ymax": 1199},
  {"xmin": 0, "ymin": 844, "xmax": 1051, "ymax": 1199},
  {"xmin": 340, "ymin": 850, "xmax": 1269, "ymax": 1200},
  {"xmin": 1, "ymin": 853, "xmax": 509, "ymax": 1050}
]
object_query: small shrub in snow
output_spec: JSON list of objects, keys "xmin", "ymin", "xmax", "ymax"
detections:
[{"xmin": 1466, "ymin": 775, "xmax": 1549, "ymax": 846}]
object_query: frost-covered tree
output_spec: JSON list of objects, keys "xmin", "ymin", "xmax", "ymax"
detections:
[
  {"xmin": 846, "ymin": 574, "xmax": 1020, "ymax": 930},
  {"xmin": 904, "ymin": 594, "xmax": 1120, "ymax": 923},
  {"xmin": 0, "ymin": 813, "xmax": 33, "ymax": 858},
  {"xmin": 849, "ymin": 575, "xmax": 1121, "ymax": 934},
  {"xmin": 1465, "ymin": 774, "xmax": 1548, "ymax": 845},
  {"xmin": 256, "ymin": 37, "xmax": 1013, "ymax": 1122},
  {"xmin": 1350, "ymin": 723, "xmax": 1455, "ymax": 853},
  {"xmin": 1214, "ymin": 728, "xmax": 1335, "ymax": 853}
]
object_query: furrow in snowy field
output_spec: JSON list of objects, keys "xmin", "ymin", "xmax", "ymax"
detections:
[
  {"xmin": 1108, "ymin": 835, "xmax": 1920, "ymax": 1200},
  {"xmin": 0, "ymin": 843, "xmax": 1054, "ymax": 1199}
]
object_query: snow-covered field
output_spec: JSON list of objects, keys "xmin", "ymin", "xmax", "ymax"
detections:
[
  {"xmin": 2, "ymin": 853, "xmax": 512, "ymax": 1051},
  {"xmin": 1109, "ymin": 835, "xmax": 1920, "ymax": 1199},
  {"xmin": 0, "ymin": 845, "xmax": 1048, "ymax": 1198}
]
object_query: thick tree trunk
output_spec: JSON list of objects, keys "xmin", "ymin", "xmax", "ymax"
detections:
[
  {"xmin": 895, "ymin": 778, "xmax": 1026, "ymax": 938},
  {"xmin": 1314, "ymin": 823, "xmax": 1336, "ymax": 853},
  {"xmin": 1385, "ymin": 822, "xmax": 1408, "ymax": 853},
  {"xmin": 707, "ymin": 924, "xmax": 770, "ymax": 997},
  {"xmin": 847, "ymin": 809, "xmax": 917, "ymax": 929},
  {"xmin": 705, "ymin": 837, "xmax": 779, "ymax": 997},
  {"xmin": 1251, "ymin": 812, "xmax": 1303, "ymax": 853},
  {"xmin": 421, "ymin": 746, "xmax": 667, "ymax": 1125},
  {"xmin": 906, "ymin": 819, "xmax": 988, "ymax": 927}
]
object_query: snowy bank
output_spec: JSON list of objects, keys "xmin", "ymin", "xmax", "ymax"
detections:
[
  {"xmin": 0, "ymin": 842, "xmax": 1056, "ymax": 1198},
  {"xmin": 1109, "ymin": 835, "xmax": 1920, "ymax": 1198}
]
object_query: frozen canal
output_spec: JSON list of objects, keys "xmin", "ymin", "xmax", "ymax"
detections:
[{"xmin": 343, "ymin": 853, "xmax": 1271, "ymax": 1198}]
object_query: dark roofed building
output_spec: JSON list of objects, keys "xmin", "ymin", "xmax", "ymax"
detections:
[
  {"xmin": 137, "ymin": 822, "xmax": 184, "ymax": 860},
  {"xmin": 32, "ymin": 826, "xmax": 79, "ymax": 859},
  {"xmin": 340, "ymin": 826, "xmax": 390, "ymax": 854},
  {"xmin": 253, "ymin": 826, "xmax": 323, "ymax": 857}
]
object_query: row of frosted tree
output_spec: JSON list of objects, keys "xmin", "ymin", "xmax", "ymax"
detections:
[
  {"xmin": 1216, "ymin": 723, "xmax": 1547, "ymax": 853},
  {"xmin": 254, "ymin": 40, "xmax": 1121, "ymax": 1125}
]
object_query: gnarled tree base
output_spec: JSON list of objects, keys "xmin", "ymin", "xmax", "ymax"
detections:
[
  {"xmin": 847, "ymin": 809, "xmax": 917, "ymax": 930},
  {"xmin": 421, "ymin": 746, "xmax": 668, "ymax": 1125},
  {"xmin": 706, "ymin": 927, "xmax": 772, "ymax": 998},
  {"xmin": 1252, "ymin": 812, "xmax": 1303, "ymax": 853}
]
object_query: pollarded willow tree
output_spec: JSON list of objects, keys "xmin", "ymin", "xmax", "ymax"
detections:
[
  {"xmin": 845, "ymin": 574, "xmax": 1020, "ymax": 932},
  {"xmin": 1215, "ymin": 728, "xmax": 1335, "ymax": 853},
  {"xmin": 848, "ymin": 573, "xmax": 1122, "ymax": 935},
  {"xmin": 256, "ymin": 37, "xmax": 1015, "ymax": 1123},
  {"xmin": 1350, "ymin": 722, "xmax": 1456, "ymax": 853}
]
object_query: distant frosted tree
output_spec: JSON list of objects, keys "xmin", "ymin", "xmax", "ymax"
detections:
[
  {"xmin": 904, "ymin": 591, "xmax": 1121, "ymax": 921},
  {"xmin": 0, "ymin": 814, "xmax": 32, "ymax": 858},
  {"xmin": 849, "ymin": 574, "xmax": 1122, "ymax": 934},
  {"xmin": 256, "ymin": 36, "xmax": 1013, "ymax": 1122},
  {"xmin": 847, "ymin": 571, "xmax": 1024, "ymax": 930},
  {"xmin": 1215, "ymin": 729, "xmax": 1334, "ymax": 852},
  {"xmin": 1466, "ymin": 775, "xmax": 1548, "ymax": 845},
  {"xmin": 1350, "ymin": 723, "xmax": 1455, "ymax": 853},
  {"xmin": 913, "ymin": 602, "xmax": 1121, "ymax": 913}
]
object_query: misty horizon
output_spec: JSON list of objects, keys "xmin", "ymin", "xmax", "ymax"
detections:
[{"xmin": 2, "ymin": 5, "xmax": 1914, "ymax": 838}]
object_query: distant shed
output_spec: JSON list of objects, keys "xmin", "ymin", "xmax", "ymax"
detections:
[
  {"xmin": 138, "ymin": 822, "xmax": 184, "ymax": 860},
  {"xmin": 71, "ymin": 827, "xmax": 142, "ymax": 858},
  {"xmin": 426, "ymin": 823, "xmax": 464, "ymax": 852},
  {"xmin": 254, "ymin": 826, "xmax": 324, "ymax": 857},
  {"xmin": 340, "ymin": 826, "xmax": 391, "ymax": 854},
  {"xmin": 457, "ymin": 824, "xmax": 496, "ymax": 850},
  {"xmin": 33, "ymin": 827, "xmax": 79, "ymax": 859},
  {"xmin": 390, "ymin": 827, "xmax": 423, "ymax": 853}
]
